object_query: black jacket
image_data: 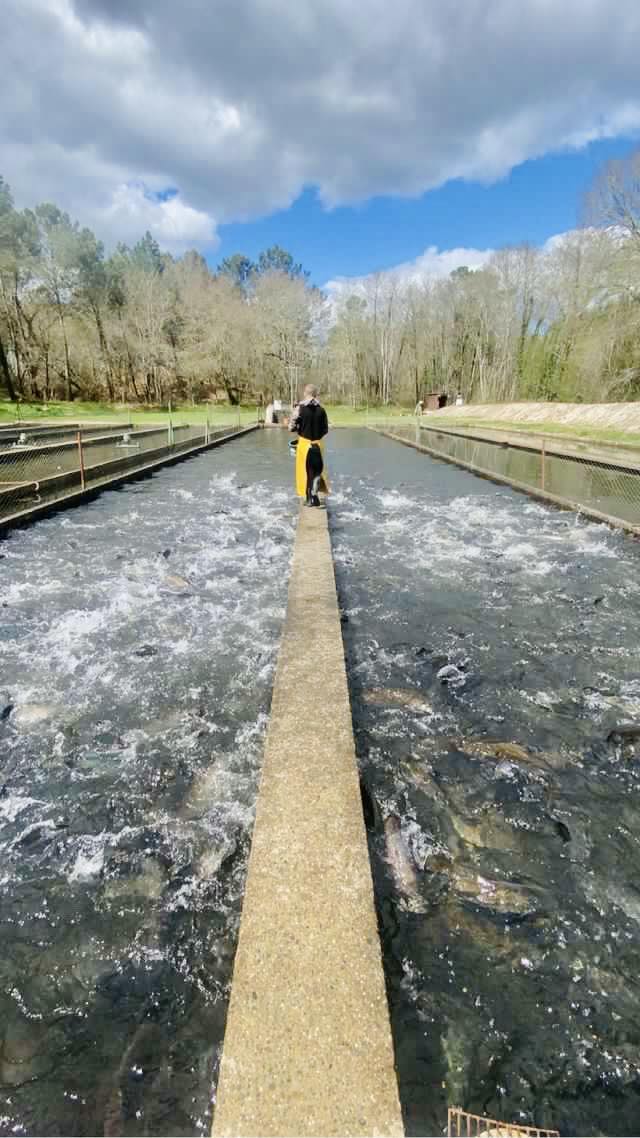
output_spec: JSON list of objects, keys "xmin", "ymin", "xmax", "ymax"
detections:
[{"xmin": 292, "ymin": 399, "xmax": 328, "ymax": 441}]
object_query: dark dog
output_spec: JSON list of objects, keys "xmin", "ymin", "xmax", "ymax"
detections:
[{"xmin": 305, "ymin": 443, "xmax": 324, "ymax": 507}]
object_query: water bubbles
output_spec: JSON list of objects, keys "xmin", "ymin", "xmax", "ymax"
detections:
[
  {"xmin": 329, "ymin": 431, "xmax": 640, "ymax": 1137},
  {"xmin": 0, "ymin": 434, "xmax": 296, "ymax": 1135}
]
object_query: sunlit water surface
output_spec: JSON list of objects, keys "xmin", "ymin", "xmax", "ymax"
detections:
[
  {"xmin": 329, "ymin": 430, "xmax": 640, "ymax": 1138},
  {"xmin": 3, "ymin": 427, "xmax": 640, "ymax": 1138},
  {"xmin": 0, "ymin": 432, "xmax": 293, "ymax": 1137}
]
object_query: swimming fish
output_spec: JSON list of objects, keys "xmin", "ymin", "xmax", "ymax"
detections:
[
  {"xmin": 363, "ymin": 688, "xmax": 433, "ymax": 713},
  {"xmin": 161, "ymin": 574, "xmax": 193, "ymax": 594},
  {"xmin": 383, "ymin": 813, "xmax": 427, "ymax": 912}
]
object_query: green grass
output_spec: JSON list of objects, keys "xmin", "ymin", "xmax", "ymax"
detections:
[
  {"xmin": 327, "ymin": 404, "xmax": 411, "ymax": 426},
  {"xmin": 432, "ymin": 416, "xmax": 640, "ymax": 448},
  {"xmin": 0, "ymin": 399, "xmax": 410, "ymax": 428},
  {"xmin": 0, "ymin": 399, "xmax": 257, "ymax": 427},
  {"xmin": 3, "ymin": 399, "xmax": 640, "ymax": 448}
]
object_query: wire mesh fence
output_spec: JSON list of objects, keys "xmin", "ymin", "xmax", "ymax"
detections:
[
  {"xmin": 0, "ymin": 421, "xmax": 130, "ymax": 447},
  {"xmin": 448, "ymin": 1107, "xmax": 558, "ymax": 1137},
  {"xmin": 372, "ymin": 421, "xmax": 640, "ymax": 533},
  {"xmin": 0, "ymin": 421, "xmax": 245, "ymax": 525}
]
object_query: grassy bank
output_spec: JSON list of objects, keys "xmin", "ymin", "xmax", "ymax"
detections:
[
  {"xmin": 432, "ymin": 415, "xmax": 640, "ymax": 448},
  {"xmin": 0, "ymin": 400, "xmax": 256, "ymax": 427},
  {"xmin": 3, "ymin": 399, "xmax": 640, "ymax": 446},
  {"xmin": 0, "ymin": 399, "xmax": 408, "ymax": 429}
]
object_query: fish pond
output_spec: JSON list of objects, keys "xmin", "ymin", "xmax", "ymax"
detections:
[
  {"xmin": 0, "ymin": 431, "xmax": 294, "ymax": 1137},
  {"xmin": 330, "ymin": 429, "xmax": 640, "ymax": 1138},
  {"xmin": 2, "ymin": 426, "xmax": 640, "ymax": 1138}
]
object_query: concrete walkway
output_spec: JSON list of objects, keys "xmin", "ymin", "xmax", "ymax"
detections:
[{"xmin": 212, "ymin": 506, "xmax": 403, "ymax": 1138}]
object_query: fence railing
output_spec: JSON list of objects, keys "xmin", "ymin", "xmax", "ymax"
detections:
[
  {"xmin": 372, "ymin": 421, "xmax": 640, "ymax": 534},
  {"xmin": 448, "ymin": 1107, "xmax": 558, "ymax": 1137},
  {"xmin": 0, "ymin": 420, "xmax": 247, "ymax": 525},
  {"xmin": 0, "ymin": 421, "xmax": 131, "ymax": 447}
]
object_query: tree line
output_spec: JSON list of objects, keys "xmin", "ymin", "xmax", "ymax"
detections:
[
  {"xmin": 325, "ymin": 150, "xmax": 640, "ymax": 407},
  {"xmin": 0, "ymin": 179, "xmax": 321, "ymax": 406},
  {"xmin": 1, "ymin": 149, "xmax": 640, "ymax": 408}
]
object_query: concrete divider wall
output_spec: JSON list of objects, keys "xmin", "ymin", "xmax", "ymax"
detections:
[
  {"xmin": 0, "ymin": 422, "xmax": 128, "ymax": 445},
  {"xmin": 0, "ymin": 425, "xmax": 258, "ymax": 533},
  {"xmin": 1, "ymin": 434, "xmax": 194, "ymax": 508},
  {"xmin": 212, "ymin": 506, "xmax": 403, "ymax": 1138},
  {"xmin": 0, "ymin": 424, "xmax": 188, "ymax": 463}
]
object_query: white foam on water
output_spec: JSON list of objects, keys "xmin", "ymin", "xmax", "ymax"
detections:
[
  {"xmin": 68, "ymin": 836, "xmax": 108, "ymax": 882},
  {"xmin": 377, "ymin": 489, "xmax": 417, "ymax": 511},
  {"xmin": 523, "ymin": 558, "xmax": 560, "ymax": 578},
  {"xmin": 0, "ymin": 794, "xmax": 42, "ymax": 823},
  {"xmin": 3, "ymin": 576, "xmax": 68, "ymax": 605},
  {"xmin": 401, "ymin": 816, "xmax": 434, "ymax": 871},
  {"xmin": 502, "ymin": 542, "xmax": 539, "ymax": 563}
]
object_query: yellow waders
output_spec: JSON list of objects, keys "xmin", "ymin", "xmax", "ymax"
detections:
[{"xmin": 295, "ymin": 437, "xmax": 329, "ymax": 498}]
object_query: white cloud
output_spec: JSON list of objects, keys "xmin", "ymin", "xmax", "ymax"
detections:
[
  {"xmin": 99, "ymin": 183, "xmax": 217, "ymax": 252},
  {"xmin": 2, "ymin": 0, "xmax": 640, "ymax": 249},
  {"xmin": 325, "ymin": 244, "xmax": 494, "ymax": 300}
]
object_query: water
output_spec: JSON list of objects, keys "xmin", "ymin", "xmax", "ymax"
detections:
[
  {"xmin": 0, "ymin": 432, "xmax": 294, "ymax": 1137},
  {"xmin": 386, "ymin": 423, "xmax": 640, "ymax": 528},
  {"xmin": 329, "ymin": 430, "xmax": 640, "ymax": 1137},
  {"xmin": 3, "ymin": 426, "xmax": 640, "ymax": 1137}
]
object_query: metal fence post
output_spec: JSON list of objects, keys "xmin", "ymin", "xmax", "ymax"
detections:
[
  {"xmin": 541, "ymin": 437, "xmax": 546, "ymax": 491},
  {"xmin": 77, "ymin": 430, "xmax": 86, "ymax": 490},
  {"xmin": 205, "ymin": 416, "xmax": 209, "ymax": 445}
]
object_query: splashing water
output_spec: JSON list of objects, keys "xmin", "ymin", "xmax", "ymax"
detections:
[
  {"xmin": 0, "ymin": 433, "xmax": 295, "ymax": 1137},
  {"xmin": 330, "ymin": 430, "xmax": 640, "ymax": 1138}
]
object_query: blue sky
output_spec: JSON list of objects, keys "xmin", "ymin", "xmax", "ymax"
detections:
[
  {"xmin": 5, "ymin": 1, "xmax": 640, "ymax": 280},
  {"xmin": 216, "ymin": 137, "xmax": 638, "ymax": 286}
]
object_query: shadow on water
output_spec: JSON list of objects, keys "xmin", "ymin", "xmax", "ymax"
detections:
[
  {"xmin": 0, "ymin": 431, "xmax": 295, "ymax": 1137},
  {"xmin": 328, "ymin": 429, "xmax": 640, "ymax": 1138}
]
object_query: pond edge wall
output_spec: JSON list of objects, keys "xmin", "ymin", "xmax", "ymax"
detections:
[
  {"xmin": 0, "ymin": 425, "xmax": 260, "ymax": 535},
  {"xmin": 212, "ymin": 505, "xmax": 403, "ymax": 1138},
  {"xmin": 374, "ymin": 428, "xmax": 640, "ymax": 539}
]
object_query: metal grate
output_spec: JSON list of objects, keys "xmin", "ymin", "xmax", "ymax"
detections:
[{"xmin": 448, "ymin": 1106, "xmax": 559, "ymax": 1137}]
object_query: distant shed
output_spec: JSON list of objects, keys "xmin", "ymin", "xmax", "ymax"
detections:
[{"xmin": 423, "ymin": 392, "xmax": 448, "ymax": 411}]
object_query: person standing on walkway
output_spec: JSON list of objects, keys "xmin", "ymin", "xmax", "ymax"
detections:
[{"xmin": 290, "ymin": 385, "xmax": 329, "ymax": 505}]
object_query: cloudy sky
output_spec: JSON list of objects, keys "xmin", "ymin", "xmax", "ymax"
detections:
[{"xmin": 3, "ymin": 0, "xmax": 640, "ymax": 282}]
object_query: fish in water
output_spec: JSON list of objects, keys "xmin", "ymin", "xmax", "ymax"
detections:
[
  {"xmin": 451, "ymin": 870, "xmax": 540, "ymax": 916},
  {"xmin": 383, "ymin": 813, "xmax": 427, "ymax": 912},
  {"xmin": 10, "ymin": 703, "xmax": 60, "ymax": 728},
  {"xmin": 363, "ymin": 688, "xmax": 433, "ymax": 713},
  {"xmin": 134, "ymin": 644, "xmax": 158, "ymax": 658},
  {"xmin": 453, "ymin": 738, "xmax": 531, "ymax": 763},
  {"xmin": 161, "ymin": 573, "xmax": 193, "ymax": 594},
  {"xmin": 450, "ymin": 737, "xmax": 570, "ymax": 772},
  {"xmin": 608, "ymin": 723, "xmax": 640, "ymax": 744}
]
